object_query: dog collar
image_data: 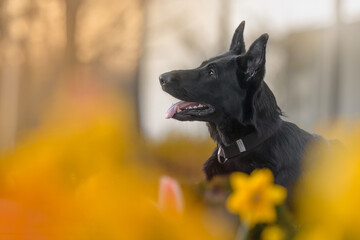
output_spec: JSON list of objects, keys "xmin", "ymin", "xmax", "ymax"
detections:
[{"xmin": 217, "ymin": 121, "xmax": 282, "ymax": 164}]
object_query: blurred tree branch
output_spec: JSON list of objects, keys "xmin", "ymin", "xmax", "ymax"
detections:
[
  {"xmin": 0, "ymin": 0, "xmax": 19, "ymax": 151},
  {"xmin": 329, "ymin": 0, "xmax": 342, "ymax": 121},
  {"xmin": 65, "ymin": 0, "xmax": 83, "ymax": 68}
]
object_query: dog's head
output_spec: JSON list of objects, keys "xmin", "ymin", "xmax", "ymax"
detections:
[{"xmin": 160, "ymin": 21, "xmax": 270, "ymax": 125}]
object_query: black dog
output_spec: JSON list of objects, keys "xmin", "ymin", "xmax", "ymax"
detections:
[{"xmin": 159, "ymin": 21, "xmax": 318, "ymax": 194}]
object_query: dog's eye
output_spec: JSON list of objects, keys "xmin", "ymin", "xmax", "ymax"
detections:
[{"xmin": 209, "ymin": 69, "xmax": 215, "ymax": 77}]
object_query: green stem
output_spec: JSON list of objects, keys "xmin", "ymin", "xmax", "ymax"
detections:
[{"xmin": 235, "ymin": 221, "xmax": 249, "ymax": 240}]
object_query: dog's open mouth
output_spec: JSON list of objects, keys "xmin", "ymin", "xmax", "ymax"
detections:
[{"xmin": 165, "ymin": 101, "xmax": 215, "ymax": 119}]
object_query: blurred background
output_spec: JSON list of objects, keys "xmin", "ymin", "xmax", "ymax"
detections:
[
  {"xmin": 0, "ymin": 0, "xmax": 360, "ymax": 238},
  {"xmin": 1, "ymin": 0, "xmax": 360, "ymax": 150}
]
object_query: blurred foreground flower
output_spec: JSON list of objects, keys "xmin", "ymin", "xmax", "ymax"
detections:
[
  {"xmin": 158, "ymin": 176, "xmax": 184, "ymax": 213},
  {"xmin": 226, "ymin": 169, "xmax": 287, "ymax": 227},
  {"xmin": 296, "ymin": 126, "xmax": 360, "ymax": 239},
  {"xmin": 0, "ymin": 83, "xmax": 230, "ymax": 240},
  {"xmin": 261, "ymin": 225, "xmax": 285, "ymax": 240}
]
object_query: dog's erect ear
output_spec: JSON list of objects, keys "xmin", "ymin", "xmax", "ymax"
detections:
[
  {"xmin": 229, "ymin": 21, "xmax": 246, "ymax": 54},
  {"xmin": 235, "ymin": 34, "xmax": 269, "ymax": 126},
  {"xmin": 244, "ymin": 33, "xmax": 269, "ymax": 79}
]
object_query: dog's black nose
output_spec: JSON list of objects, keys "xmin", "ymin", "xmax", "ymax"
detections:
[{"xmin": 159, "ymin": 73, "xmax": 171, "ymax": 86}]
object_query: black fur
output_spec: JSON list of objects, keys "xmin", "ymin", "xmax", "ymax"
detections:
[{"xmin": 159, "ymin": 21, "xmax": 319, "ymax": 194}]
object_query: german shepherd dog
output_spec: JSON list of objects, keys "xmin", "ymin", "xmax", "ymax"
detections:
[{"xmin": 159, "ymin": 21, "xmax": 318, "ymax": 194}]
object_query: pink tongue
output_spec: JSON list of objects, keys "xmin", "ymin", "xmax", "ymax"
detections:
[{"xmin": 165, "ymin": 101, "xmax": 199, "ymax": 119}]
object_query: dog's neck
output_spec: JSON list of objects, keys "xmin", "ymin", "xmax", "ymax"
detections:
[
  {"xmin": 207, "ymin": 83, "xmax": 282, "ymax": 147},
  {"xmin": 207, "ymin": 118, "xmax": 252, "ymax": 146},
  {"xmin": 207, "ymin": 117, "xmax": 281, "ymax": 147}
]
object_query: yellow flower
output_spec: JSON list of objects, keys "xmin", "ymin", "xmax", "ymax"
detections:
[
  {"xmin": 261, "ymin": 225, "xmax": 285, "ymax": 240},
  {"xmin": 226, "ymin": 169, "xmax": 286, "ymax": 227},
  {"xmin": 296, "ymin": 125, "xmax": 360, "ymax": 239},
  {"xmin": 0, "ymin": 90, "xmax": 231, "ymax": 240}
]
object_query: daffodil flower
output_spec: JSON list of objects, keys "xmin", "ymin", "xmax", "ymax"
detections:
[{"xmin": 226, "ymin": 169, "xmax": 287, "ymax": 228}]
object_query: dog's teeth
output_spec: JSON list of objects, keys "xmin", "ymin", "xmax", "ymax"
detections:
[
  {"xmin": 177, "ymin": 108, "xmax": 181, "ymax": 113},
  {"xmin": 198, "ymin": 104, "xmax": 203, "ymax": 107}
]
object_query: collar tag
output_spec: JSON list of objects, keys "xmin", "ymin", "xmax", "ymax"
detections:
[
  {"xmin": 217, "ymin": 147, "xmax": 228, "ymax": 164},
  {"xmin": 236, "ymin": 139, "xmax": 246, "ymax": 152}
]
